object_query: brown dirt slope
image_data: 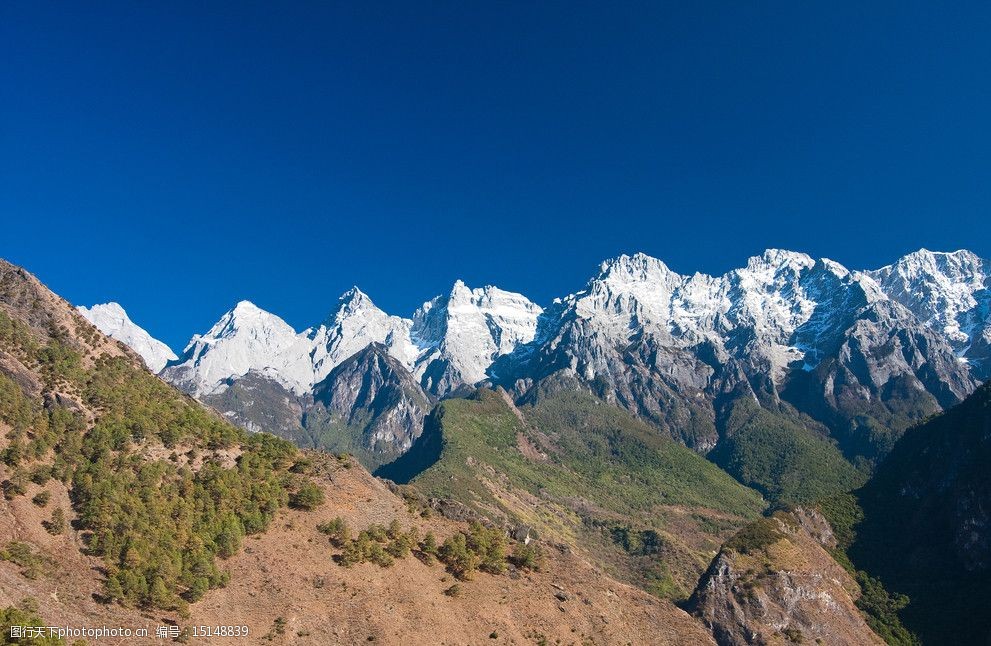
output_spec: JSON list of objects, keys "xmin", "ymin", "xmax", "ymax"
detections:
[{"xmin": 2, "ymin": 452, "xmax": 714, "ymax": 645}]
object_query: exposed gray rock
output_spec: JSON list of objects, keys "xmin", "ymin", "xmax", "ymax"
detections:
[
  {"xmin": 306, "ymin": 343, "xmax": 432, "ymax": 466},
  {"xmin": 689, "ymin": 510, "xmax": 883, "ymax": 646}
]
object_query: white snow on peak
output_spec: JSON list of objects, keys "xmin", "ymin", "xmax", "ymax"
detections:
[
  {"xmin": 168, "ymin": 301, "xmax": 314, "ymax": 396},
  {"xmin": 77, "ymin": 302, "xmax": 178, "ymax": 373},
  {"xmin": 597, "ymin": 252, "xmax": 678, "ymax": 282},
  {"xmin": 164, "ymin": 281, "xmax": 543, "ymax": 398},
  {"xmin": 308, "ymin": 288, "xmax": 418, "ymax": 384},
  {"xmin": 565, "ymin": 249, "xmax": 823, "ymax": 342},
  {"xmin": 573, "ymin": 253, "xmax": 683, "ymax": 330},
  {"xmin": 412, "ymin": 281, "xmax": 543, "ymax": 387},
  {"xmin": 549, "ymin": 247, "xmax": 991, "ymax": 382},
  {"xmin": 724, "ymin": 250, "xmax": 820, "ymax": 338},
  {"xmin": 867, "ymin": 249, "xmax": 989, "ymax": 346},
  {"xmin": 554, "ymin": 250, "xmax": 884, "ymax": 380}
]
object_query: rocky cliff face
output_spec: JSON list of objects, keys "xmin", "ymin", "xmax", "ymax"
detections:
[
  {"xmin": 193, "ymin": 344, "xmax": 433, "ymax": 469},
  {"xmin": 867, "ymin": 249, "xmax": 990, "ymax": 379},
  {"xmin": 199, "ymin": 370, "xmax": 309, "ymax": 438},
  {"xmin": 307, "ymin": 343, "xmax": 432, "ymax": 465},
  {"xmin": 689, "ymin": 508, "xmax": 883, "ymax": 646}
]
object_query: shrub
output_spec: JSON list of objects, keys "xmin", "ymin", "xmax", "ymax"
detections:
[
  {"xmin": 29, "ymin": 465, "xmax": 52, "ymax": 486},
  {"xmin": 439, "ymin": 533, "xmax": 480, "ymax": 580},
  {"xmin": 509, "ymin": 542, "xmax": 543, "ymax": 571},
  {"xmin": 339, "ymin": 533, "xmax": 371, "ymax": 567},
  {"xmin": 289, "ymin": 481, "xmax": 325, "ymax": 511},
  {"xmin": 725, "ymin": 517, "xmax": 783, "ymax": 555},
  {"xmin": 43, "ymin": 508, "xmax": 66, "ymax": 535},
  {"xmin": 368, "ymin": 542, "xmax": 394, "ymax": 567},
  {"xmin": 385, "ymin": 533, "xmax": 413, "ymax": 559},
  {"xmin": 31, "ymin": 491, "xmax": 51, "ymax": 507},
  {"xmin": 2, "ymin": 469, "xmax": 27, "ymax": 499},
  {"xmin": 420, "ymin": 532, "xmax": 438, "ymax": 559},
  {"xmin": 365, "ymin": 524, "xmax": 388, "ymax": 543},
  {"xmin": 0, "ymin": 542, "xmax": 50, "ymax": 580},
  {"xmin": 317, "ymin": 517, "xmax": 351, "ymax": 546},
  {"xmin": 467, "ymin": 522, "xmax": 507, "ymax": 574}
]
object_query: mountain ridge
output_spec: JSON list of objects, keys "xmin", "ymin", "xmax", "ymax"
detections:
[{"xmin": 82, "ymin": 248, "xmax": 988, "ymax": 477}]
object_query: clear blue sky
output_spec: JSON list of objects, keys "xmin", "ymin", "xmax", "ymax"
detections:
[{"xmin": 2, "ymin": 1, "xmax": 990, "ymax": 350}]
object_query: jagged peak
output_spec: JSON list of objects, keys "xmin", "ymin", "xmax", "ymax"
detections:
[
  {"xmin": 591, "ymin": 253, "xmax": 683, "ymax": 298},
  {"xmin": 430, "ymin": 280, "xmax": 541, "ymax": 314},
  {"xmin": 318, "ymin": 341, "xmax": 419, "ymax": 390},
  {"xmin": 324, "ymin": 286, "xmax": 385, "ymax": 325},
  {"xmin": 743, "ymin": 249, "xmax": 816, "ymax": 274},
  {"xmin": 340, "ymin": 285, "xmax": 371, "ymax": 303},
  {"xmin": 816, "ymin": 257, "xmax": 851, "ymax": 278},
  {"xmin": 449, "ymin": 279, "xmax": 474, "ymax": 299},
  {"xmin": 874, "ymin": 248, "xmax": 985, "ymax": 276},
  {"xmin": 448, "ymin": 279, "xmax": 503, "ymax": 298},
  {"xmin": 206, "ymin": 300, "xmax": 298, "ymax": 338},
  {"xmin": 597, "ymin": 252, "xmax": 674, "ymax": 279}
]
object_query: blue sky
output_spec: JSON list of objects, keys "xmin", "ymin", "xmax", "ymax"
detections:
[{"xmin": 2, "ymin": 1, "xmax": 990, "ymax": 350}]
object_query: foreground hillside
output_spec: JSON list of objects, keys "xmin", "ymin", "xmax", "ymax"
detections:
[
  {"xmin": 2, "ymin": 450, "xmax": 713, "ymax": 644},
  {"xmin": 0, "ymin": 258, "xmax": 713, "ymax": 644},
  {"xmin": 380, "ymin": 388, "xmax": 766, "ymax": 600}
]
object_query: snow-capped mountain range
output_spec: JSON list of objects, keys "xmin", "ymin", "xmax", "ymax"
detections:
[
  {"xmin": 156, "ymin": 281, "xmax": 544, "ymax": 399},
  {"xmin": 80, "ymin": 248, "xmax": 990, "ymax": 463}
]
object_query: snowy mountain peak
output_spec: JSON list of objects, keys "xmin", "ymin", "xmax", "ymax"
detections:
[
  {"xmin": 740, "ymin": 249, "xmax": 816, "ymax": 279},
  {"xmin": 569, "ymin": 253, "xmax": 683, "ymax": 329},
  {"xmin": 233, "ymin": 299, "xmax": 261, "ymax": 312},
  {"xmin": 411, "ymin": 281, "xmax": 543, "ymax": 394},
  {"xmin": 328, "ymin": 286, "xmax": 377, "ymax": 323},
  {"xmin": 77, "ymin": 302, "xmax": 178, "ymax": 372},
  {"xmin": 204, "ymin": 300, "xmax": 297, "ymax": 344},
  {"xmin": 598, "ymin": 252, "xmax": 677, "ymax": 283},
  {"xmin": 867, "ymin": 248, "xmax": 989, "ymax": 347},
  {"xmin": 162, "ymin": 301, "xmax": 314, "ymax": 396},
  {"xmin": 309, "ymin": 288, "xmax": 418, "ymax": 384},
  {"xmin": 877, "ymin": 248, "xmax": 984, "ymax": 284}
]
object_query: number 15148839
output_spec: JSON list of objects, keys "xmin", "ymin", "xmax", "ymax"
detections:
[{"xmin": 191, "ymin": 625, "xmax": 249, "ymax": 638}]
